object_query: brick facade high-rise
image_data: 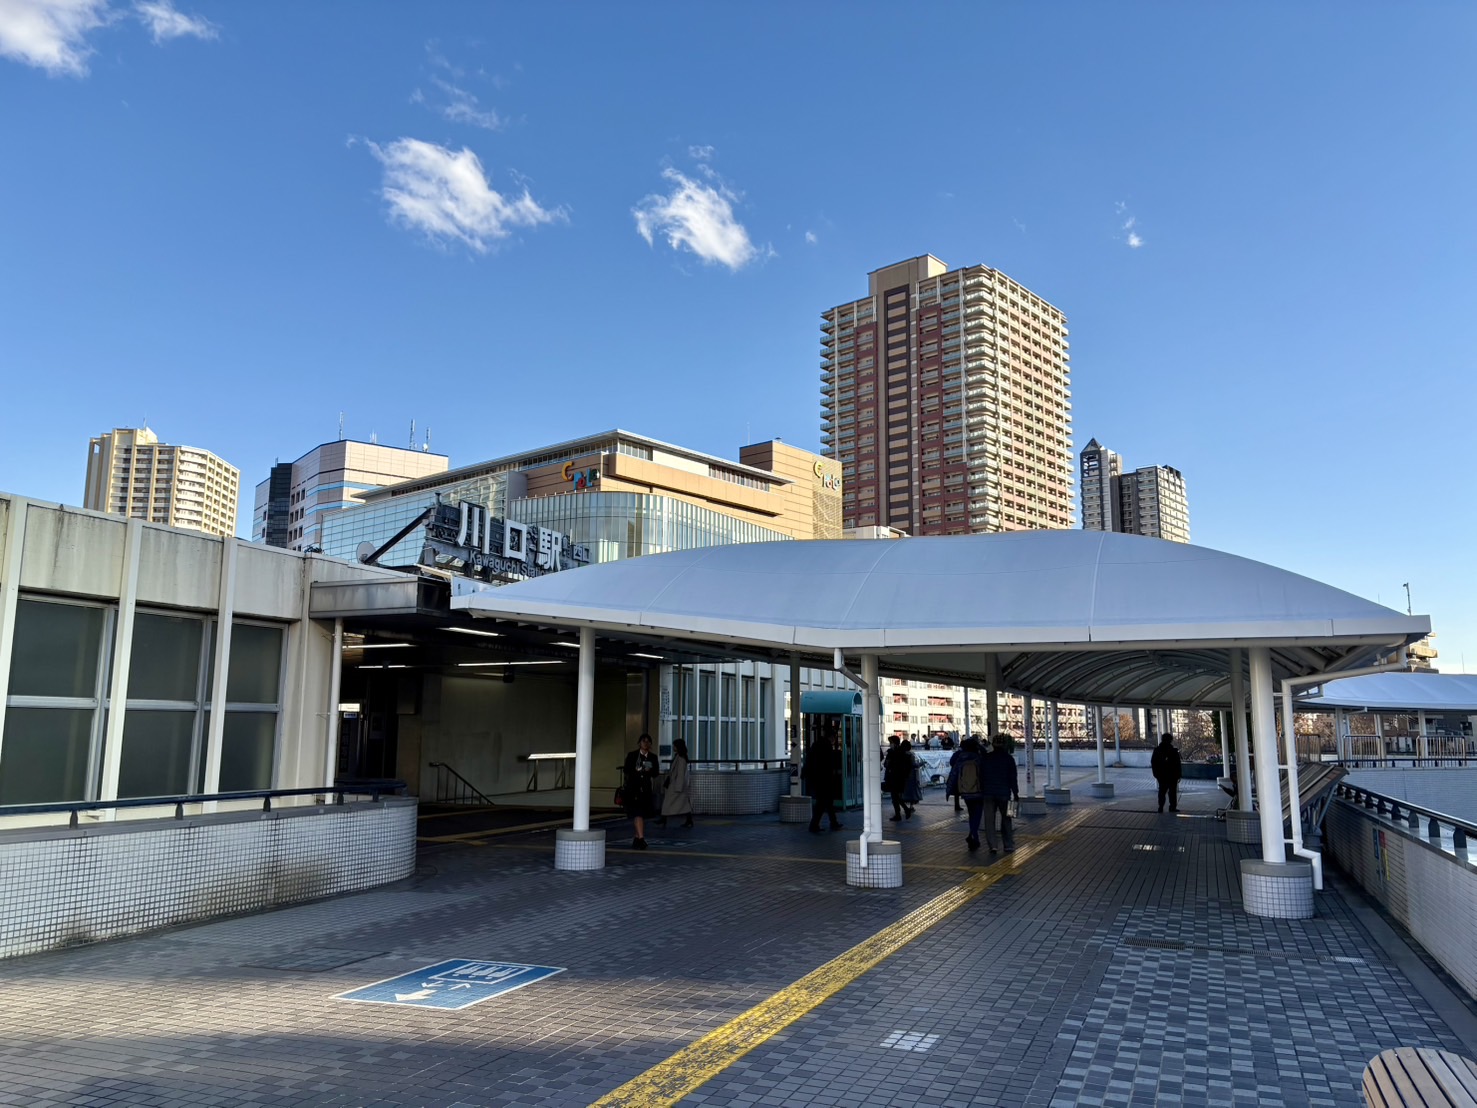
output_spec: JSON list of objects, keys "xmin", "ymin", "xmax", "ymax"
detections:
[{"xmin": 821, "ymin": 255, "xmax": 1073, "ymax": 535}]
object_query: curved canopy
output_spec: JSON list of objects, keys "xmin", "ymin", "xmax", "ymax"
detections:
[
  {"xmin": 450, "ymin": 530, "xmax": 1430, "ymax": 708},
  {"xmin": 1298, "ymin": 672, "xmax": 1477, "ymax": 713}
]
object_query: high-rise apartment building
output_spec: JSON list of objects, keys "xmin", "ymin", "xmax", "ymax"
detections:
[
  {"xmin": 1078, "ymin": 439, "xmax": 1190, "ymax": 543},
  {"xmin": 252, "ymin": 439, "xmax": 450, "ymax": 552},
  {"xmin": 84, "ymin": 427, "xmax": 240, "ymax": 538},
  {"xmin": 821, "ymin": 254, "xmax": 1073, "ymax": 535}
]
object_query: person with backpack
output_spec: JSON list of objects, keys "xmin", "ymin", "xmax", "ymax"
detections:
[
  {"xmin": 1151, "ymin": 731, "xmax": 1183, "ymax": 813},
  {"xmin": 949, "ymin": 735, "xmax": 988, "ymax": 851},
  {"xmin": 981, "ymin": 733, "xmax": 1020, "ymax": 854}
]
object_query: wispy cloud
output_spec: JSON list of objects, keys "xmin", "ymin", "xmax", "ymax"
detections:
[
  {"xmin": 413, "ymin": 42, "xmax": 508, "ymax": 131},
  {"xmin": 633, "ymin": 160, "xmax": 764, "ymax": 271},
  {"xmin": 688, "ymin": 144, "xmax": 714, "ymax": 161},
  {"xmin": 0, "ymin": 0, "xmax": 112, "ymax": 76},
  {"xmin": 134, "ymin": 0, "xmax": 214, "ymax": 43},
  {"xmin": 0, "ymin": 0, "xmax": 214, "ymax": 76},
  {"xmin": 804, "ymin": 230, "xmax": 818, "ymax": 245},
  {"xmin": 366, "ymin": 137, "xmax": 564, "ymax": 253},
  {"xmin": 1117, "ymin": 203, "xmax": 1145, "ymax": 248}
]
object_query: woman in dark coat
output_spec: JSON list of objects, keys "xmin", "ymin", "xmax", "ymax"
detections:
[
  {"xmin": 622, "ymin": 733, "xmax": 660, "ymax": 849},
  {"xmin": 885, "ymin": 737, "xmax": 915, "ymax": 821}
]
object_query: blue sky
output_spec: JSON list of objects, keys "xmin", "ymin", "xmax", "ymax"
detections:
[{"xmin": 2, "ymin": 2, "xmax": 1474, "ymax": 671}]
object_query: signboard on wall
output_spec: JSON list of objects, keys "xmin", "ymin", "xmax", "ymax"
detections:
[{"xmin": 421, "ymin": 500, "xmax": 589, "ymax": 584}]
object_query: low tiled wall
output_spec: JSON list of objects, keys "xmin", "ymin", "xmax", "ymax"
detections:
[
  {"xmin": 688, "ymin": 768, "xmax": 788, "ymax": 815},
  {"xmin": 0, "ymin": 798, "xmax": 417, "ymax": 960},
  {"xmin": 1324, "ymin": 798, "xmax": 1477, "ymax": 1000}
]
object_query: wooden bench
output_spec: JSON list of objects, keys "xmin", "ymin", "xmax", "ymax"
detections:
[{"xmin": 1363, "ymin": 1046, "xmax": 1477, "ymax": 1107}]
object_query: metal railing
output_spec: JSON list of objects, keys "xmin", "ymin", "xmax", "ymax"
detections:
[
  {"xmin": 687, "ymin": 758, "xmax": 792, "ymax": 772},
  {"xmin": 427, "ymin": 762, "xmax": 497, "ymax": 806},
  {"xmin": 1334, "ymin": 782, "xmax": 1475, "ymax": 852},
  {"xmin": 0, "ymin": 782, "xmax": 406, "ymax": 829}
]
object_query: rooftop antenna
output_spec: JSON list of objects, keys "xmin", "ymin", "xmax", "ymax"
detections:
[
  {"xmin": 424, "ymin": 427, "xmax": 432, "ymax": 452},
  {"xmin": 409, "ymin": 419, "xmax": 416, "ymax": 450},
  {"xmin": 1402, "ymin": 582, "xmax": 1412, "ymax": 616},
  {"xmin": 370, "ymin": 430, "xmax": 377, "ymax": 445},
  {"xmin": 339, "ymin": 412, "xmax": 345, "ymax": 440}
]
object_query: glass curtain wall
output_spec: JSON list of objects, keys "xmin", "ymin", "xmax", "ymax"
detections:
[
  {"xmin": 668, "ymin": 662, "xmax": 771, "ymax": 763},
  {"xmin": 0, "ymin": 596, "xmax": 286, "ymax": 805}
]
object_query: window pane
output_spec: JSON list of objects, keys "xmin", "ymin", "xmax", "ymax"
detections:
[
  {"xmin": 209, "ymin": 624, "xmax": 285, "ymax": 704},
  {"xmin": 128, "ymin": 614, "xmax": 203, "ymax": 702},
  {"xmin": 9, "ymin": 600, "xmax": 104, "ymax": 699},
  {"xmin": 0, "ymin": 707, "xmax": 94, "ymax": 804},
  {"xmin": 219, "ymin": 712, "xmax": 276, "ymax": 791},
  {"xmin": 117, "ymin": 711, "xmax": 196, "ymax": 798}
]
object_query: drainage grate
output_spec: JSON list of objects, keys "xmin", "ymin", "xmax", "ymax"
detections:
[
  {"xmin": 243, "ymin": 949, "xmax": 385, "ymax": 972},
  {"xmin": 881, "ymin": 1030, "xmax": 940, "ymax": 1053},
  {"xmin": 1123, "ymin": 937, "xmax": 1190, "ymax": 951}
]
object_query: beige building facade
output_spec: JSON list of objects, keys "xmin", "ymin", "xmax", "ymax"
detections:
[
  {"xmin": 84, "ymin": 427, "xmax": 240, "ymax": 539},
  {"xmin": 821, "ymin": 255, "xmax": 1073, "ymax": 536}
]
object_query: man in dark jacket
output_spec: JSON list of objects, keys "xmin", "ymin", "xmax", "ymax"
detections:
[
  {"xmin": 981, "ymin": 733, "xmax": 1020, "ymax": 853},
  {"xmin": 804, "ymin": 728, "xmax": 843, "ymax": 833},
  {"xmin": 950, "ymin": 736, "xmax": 988, "ymax": 851},
  {"xmin": 1151, "ymin": 732, "xmax": 1182, "ymax": 813}
]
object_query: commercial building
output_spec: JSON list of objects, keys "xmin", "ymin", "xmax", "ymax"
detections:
[
  {"xmin": 251, "ymin": 438, "xmax": 449, "ymax": 552},
  {"xmin": 820, "ymin": 254, "xmax": 1073, "ymax": 536},
  {"xmin": 83, "ymin": 427, "xmax": 239, "ymax": 538},
  {"xmin": 1078, "ymin": 438, "xmax": 1190, "ymax": 543}
]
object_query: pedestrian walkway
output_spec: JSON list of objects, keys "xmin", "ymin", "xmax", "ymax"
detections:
[{"xmin": 1, "ymin": 769, "xmax": 1473, "ymax": 1107}]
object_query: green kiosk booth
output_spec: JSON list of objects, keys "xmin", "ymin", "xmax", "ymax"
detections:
[{"xmin": 800, "ymin": 690, "xmax": 868, "ymax": 810}]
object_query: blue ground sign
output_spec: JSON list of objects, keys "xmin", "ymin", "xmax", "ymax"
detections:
[{"xmin": 334, "ymin": 959, "xmax": 565, "ymax": 1010}]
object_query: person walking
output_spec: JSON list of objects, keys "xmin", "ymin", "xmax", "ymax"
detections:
[
  {"xmin": 950, "ymin": 735, "xmax": 988, "ymax": 851},
  {"xmin": 884, "ymin": 737, "xmax": 914, "ymax": 821},
  {"xmin": 805, "ymin": 727, "xmax": 843, "ymax": 833},
  {"xmin": 622, "ymin": 733, "xmax": 661, "ymax": 849},
  {"xmin": 981, "ymin": 733, "xmax": 1020, "ymax": 854},
  {"xmin": 658, "ymin": 737, "xmax": 695, "ymax": 829},
  {"xmin": 1152, "ymin": 731, "xmax": 1183, "ymax": 813}
]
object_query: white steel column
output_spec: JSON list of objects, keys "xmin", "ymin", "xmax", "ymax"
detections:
[
  {"xmin": 572, "ymin": 626, "xmax": 596, "ymax": 832},
  {"xmin": 201, "ymin": 536, "xmax": 238, "ymax": 799},
  {"xmin": 861, "ymin": 653, "xmax": 882, "ymax": 843},
  {"xmin": 1334, "ymin": 708, "xmax": 1346, "ymax": 761},
  {"xmin": 98, "ymin": 520, "xmax": 144, "ymax": 804},
  {"xmin": 789, "ymin": 654, "xmax": 803, "ymax": 796},
  {"xmin": 1249, "ymin": 647, "xmax": 1285, "ymax": 864},
  {"xmin": 0, "ymin": 498, "xmax": 29, "ymax": 763},
  {"xmin": 1049, "ymin": 701, "xmax": 1062, "ymax": 789},
  {"xmin": 1230, "ymin": 651, "xmax": 1253, "ymax": 810},
  {"xmin": 1022, "ymin": 696, "xmax": 1036, "ymax": 796},
  {"xmin": 1219, "ymin": 711, "xmax": 1230, "ymax": 765},
  {"xmin": 1418, "ymin": 710, "xmax": 1428, "ymax": 760},
  {"xmin": 1095, "ymin": 706, "xmax": 1107, "ymax": 783},
  {"xmin": 323, "ymin": 618, "xmax": 343, "ymax": 789},
  {"xmin": 985, "ymin": 655, "xmax": 1000, "ymax": 737},
  {"xmin": 1112, "ymin": 704, "xmax": 1122, "ymax": 763}
]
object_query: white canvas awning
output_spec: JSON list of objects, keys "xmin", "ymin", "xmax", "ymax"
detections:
[
  {"xmin": 450, "ymin": 530, "xmax": 1430, "ymax": 708},
  {"xmin": 1297, "ymin": 672, "xmax": 1477, "ymax": 713}
]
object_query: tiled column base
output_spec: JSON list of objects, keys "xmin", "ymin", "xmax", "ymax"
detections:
[
  {"xmin": 554, "ymin": 828, "xmax": 606, "ymax": 871},
  {"xmin": 845, "ymin": 839, "xmax": 902, "ymax": 888},
  {"xmin": 1240, "ymin": 858, "xmax": 1315, "ymax": 919},
  {"xmin": 1017, "ymin": 796, "xmax": 1049, "ymax": 817},
  {"xmin": 1089, "ymin": 782, "xmax": 1115, "ymax": 798},
  {"xmin": 1225, "ymin": 809, "xmax": 1262, "ymax": 844},
  {"xmin": 778, "ymin": 795, "xmax": 811, "ymax": 824},
  {"xmin": 1044, "ymin": 787, "xmax": 1072, "ymax": 805}
]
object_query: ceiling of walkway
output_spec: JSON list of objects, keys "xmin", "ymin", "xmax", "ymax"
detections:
[{"xmin": 449, "ymin": 531, "xmax": 1431, "ymax": 709}]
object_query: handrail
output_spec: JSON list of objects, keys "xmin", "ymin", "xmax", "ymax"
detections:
[
  {"xmin": 687, "ymin": 758, "xmax": 791, "ymax": 772},
  {"xmin": 1334, "ymin": 783, "xmax": 1474, "ymax": 852},
  {"xmin": 427, "ymin": 761, "xmax": 497, "ymax": 806},
  {"xmin": 0, "ymin": 782, "xmax": 407, "ymax": 828}
]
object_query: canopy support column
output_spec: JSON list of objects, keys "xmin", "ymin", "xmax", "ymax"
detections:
[
  {"xmin": 1019, "ymin": 697, "xmax": 1047, "ymax": 814},
  {"xmin": 556, "ymin": 626, "xmax": 604, "ymax": 870},
  {"xmin": 778, "ymin": 654, "xmax": 811, "ymax": 823},
  {"xmin": 1045, "ymin": 700, "xmax": 1070, "ymax": 805},
  {"xmin": 1089, "ymin": 703, "xmax": 1113, "ymax": 798},
  {"xmin": 847, "ymin": 652, "xmax": 901, "ymax": 887},
  {"xmin": 1241, "ymin": 646, "xmax": 1314, "ymax": 917}
]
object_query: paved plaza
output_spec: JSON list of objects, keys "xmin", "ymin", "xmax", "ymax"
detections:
[{"xmin": 2, "ymin": 769, "xmax": 1474, "ymax": 1107}]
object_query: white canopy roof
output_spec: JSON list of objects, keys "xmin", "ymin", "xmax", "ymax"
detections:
[
  {"xmin": 1298, "ymin": 672, "xmax": 1477, "ymax": 713},
  {"xmin": 451, "ymin": 530, "xmax": 1430, "ymax": 708}
]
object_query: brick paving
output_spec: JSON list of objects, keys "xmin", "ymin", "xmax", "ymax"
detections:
[{"xmin": 0, "ymin": 769, "xmax": 1470, "ymax": 1107}]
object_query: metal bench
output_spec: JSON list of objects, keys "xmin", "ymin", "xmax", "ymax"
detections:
[{"xmin": 1363, "ymin": 1047, "xmax": 1477, "ymax": 1107}]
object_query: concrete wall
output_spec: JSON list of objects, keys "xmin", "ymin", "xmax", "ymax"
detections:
[
  {"xmin": 0, "ymin": 799, "xmax": 417, "ymax": 959},
  {"xmin": 1324, "ymin": 797, "xmax": 1477, "ymax": 1001},
  {"xmin": 1343, "ymin": 767, "xmax": 1477, "ymax": 824}
]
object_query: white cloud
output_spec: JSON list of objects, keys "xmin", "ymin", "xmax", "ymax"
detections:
[
  {"xmin": 632, "ymin": 167, "xmax": 760, "ymax": 271},
  {"xmin": 367, "ymin": 137, "xmax": 564, "ymax": 253},
  {"xmin": 1127, "ymin": 231, "xmax": 1144, "ymax": 249},
  {"xmin": 1118, "ymin": 207, "xmax": 1145, "ymax": 248},
  {"xmin": 688, "ymin": 144, "xmax": 714, "ymax": 161},
  {"xmin": 804, "ymin": 230, "xmax": 817, "ymax": 245},
  {"xmin": 431, "ymin": 76, "xmax": 503, "ymax": 130},
  {"xmin": 134, "ymin": 0, "xmax": 214, "ymax": 43},
  {"xmin": 0, "ymin": 0, "xmax": 111, "ymax": 76}
]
